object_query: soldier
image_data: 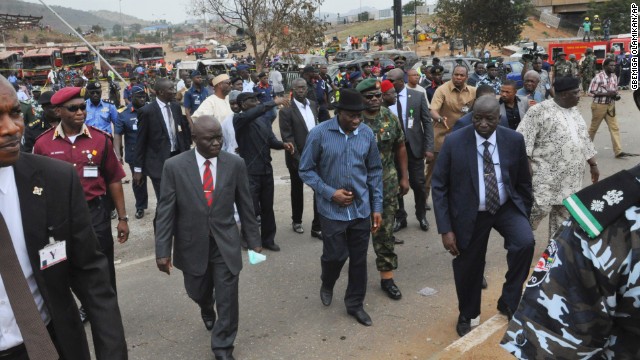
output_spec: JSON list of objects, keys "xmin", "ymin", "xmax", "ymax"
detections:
[
  {"xmin": 356, "ymin": 78, "xmax": 410, "ymax": 299},
  {"xmin": 21, "ymin": 91, "xmax": 60, "ymax": 153},
  {"xmin": 580, "ymin": 48, "xmax": 596, "ymax": 94},
  {"xmin": 501, "ymin": 163, "xmax": 640, "ymax": 358},
  {"xmin": 552, "ymin": 52, "xmax": 573, "ymax": 82},
  {"xmin": 33, "ymin": 86, "xmax": 129, "ymax": 322},
  {"xmin": 568, "ymin": 54, "xmax": 579, "ymax": 78}
]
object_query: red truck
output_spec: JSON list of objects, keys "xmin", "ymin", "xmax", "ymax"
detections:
[
  {"xmin": 131, "ymin": 44, "xmax": 165, "ymax": 67},
  {"xmin": 62, "ymin": 46, "xmax": 95, "ymax": 76},
  {"xmin": 186, "ymin": 45, "xmax": 208, "ymax": 56},
  {"xmin": 547, "ymin": 41, "xmax": 608, "ymax": 66},
  {"xmin": 98, "ymin": 45, "xmax": 133, "ymax": 79},
  {"xmin": 22, "ymin": 47, "xmax": 62, "ymax": 85}
]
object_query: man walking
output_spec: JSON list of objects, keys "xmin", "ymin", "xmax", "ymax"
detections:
[
  {"xmin": 192, "ymin": 74, "xmax": 233, "ymax": 125},
  {"xmin": 432, "ymin": 96, "xmax": 534, "ymax": 337},
  {"xmin": 580, "ymin": 48, "xmax": 596, "ymax": 94},
  {"xmin": 85, "ymin": 82, "xmax": 119, "ymax": 134},
  {"xmin": 299, "ymin": 89, "xmax": 383, "ymax": 326},
  {"xmin": 155, "ymin": 116, "xmax": 262, "ymax": 360},
  {"xmin": 184, "ymin": 70, "xmax": 210, "ymax": 126}
]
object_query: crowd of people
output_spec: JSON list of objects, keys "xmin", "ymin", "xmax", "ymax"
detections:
[{"xmin": 1, "ymin": 34, "xmax": 640, "ymax": 359}]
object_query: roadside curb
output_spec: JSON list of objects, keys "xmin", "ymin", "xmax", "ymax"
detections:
[{"xmin": 433, "ymin": 314, "xmax": 508, "ymax": 359}]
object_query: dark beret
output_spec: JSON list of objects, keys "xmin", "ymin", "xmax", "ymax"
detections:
[
  {"xmin": 355, "ymin": 78, "xmax": 379, "ymax": 93},
  {"xmin": 553, "ymin": 76, "xmax": 580, "ymax": 92}
]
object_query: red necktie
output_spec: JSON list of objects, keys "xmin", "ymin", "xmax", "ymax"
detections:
[{"xmin": 203, "ymin": 159, "xmax": 214, "ymax": 206}]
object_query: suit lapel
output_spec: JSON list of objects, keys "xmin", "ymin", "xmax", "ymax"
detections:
[
  {"xmin": 183, "ymin": 150, "xmax": 208, "ymax": 207},
  {"xmin": 466, "ymin": 128, "xmax": 480, "ymax": 196},
  {"xmin": 291, "ymin": 104, "xmax": 310, "ymax": 132},
  {"xmin": 496, "ymin": 128, "xmax": 511, "ymax": 187},
  {"xmin": 212, "ymin": 153, "xmax": 230, "ymax": 207},
  {"xmin": 14, "ymin": 156, "xmax": 48, "ymax": 260},
  {"xmin": 153, "ymin": 101, "xmax": 169, "ymax": 139}
]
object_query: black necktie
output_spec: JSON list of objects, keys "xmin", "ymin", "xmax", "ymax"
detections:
[
  {"xmin": 396, "ymin": 95, "xmax": 404, "ymax": 131},
  {"xmin": 483, "ymin": 141, "xmax": 500, "ymax": 215},
  {"xmin": 0, "ymin": 213, "xmax": 59, "ymax": 359}
]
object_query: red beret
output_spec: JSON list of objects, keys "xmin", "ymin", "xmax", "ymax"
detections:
[
  {"xmin": 380, "ymin": 80, "xmax": 394, "ymax": 93},
  {"xmin": 51, "ymin": 87, "xmax": 85, "ymax": 105}
]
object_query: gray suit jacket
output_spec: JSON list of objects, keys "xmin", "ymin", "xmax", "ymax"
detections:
[
  {"xmin": 155, "ymin": 149, "xmax": 260, "ymax": 276},
  {"xmin": 499, "ymin": 95, "xmax": 529, "ymax": 128},
  {"xmin": 404, "ymin": 87, "xmax": 434, "ymax": 158}
]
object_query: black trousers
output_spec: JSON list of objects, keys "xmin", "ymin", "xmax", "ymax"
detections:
[
  {"xmin": 319, "ymin": 216, "xmax": 370, "ymax": 312},
  {"xmin": 88, "ymin": 197, "xmax": 116, "ymax": 291},
  {"xmin": 150, "ymin": 176, "xmax": 162, "ymax": 201},
  {"xmin": 183, "ymin": 239, "xmax": 238, "ymax": 358},
  {"xmin": 453, "ymin": 200, "xmax": 534, "ymax": 319},
  {"xmin": 248, "ymin": 174, "xmax": 276, "ymax": 246},
  {"xmin": 128, "ymin": 164, "xmax": 148, "ymax": 211},
  {"xmin": 288, "ymin": 165, "xmax": 320, "ymax": 231},
  {"xmin": 396, "ymin": 146, "xmax": 426, "ymax": 221}
]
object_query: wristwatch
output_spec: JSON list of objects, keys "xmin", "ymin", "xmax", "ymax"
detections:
[{"xmin": 118, "ymin": 215, "xmax": 129, "ymax": 222}]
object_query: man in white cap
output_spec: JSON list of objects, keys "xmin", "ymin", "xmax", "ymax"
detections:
[{"xmin": 192, "ymin": 73, "xmax": 233, "ymax": 124}]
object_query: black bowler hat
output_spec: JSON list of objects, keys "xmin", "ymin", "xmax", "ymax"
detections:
[{"xmin": 332, "ymin": 89, "xmax": 367, "ymax": 111}]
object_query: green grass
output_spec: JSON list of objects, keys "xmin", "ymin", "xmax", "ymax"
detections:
[{"xmin": 325, "ymin": 15, "xmax": 435, "ymax": 42}]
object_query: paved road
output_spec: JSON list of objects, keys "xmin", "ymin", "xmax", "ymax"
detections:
[{"xmin": 87, "ymin": 90, "xmax": 640, "ymax": 359}]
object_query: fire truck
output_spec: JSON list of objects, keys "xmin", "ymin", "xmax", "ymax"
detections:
[
  {"xmin": 61, "ymin": 46, "xmax": 95, "ymax": 75},
  {"xmin": 130, "ymin": 44, "xmax": 165, "ymax": 67},
  {"xmin": 0, "ymin": 51, "xmax": 22, "ymax": 78},
  {"xmin": 98, "ymin": 45, "xmax": 133, "ymax": 78},
  {"xmin": 547, "ymin": 41, "xmax": 608, "ymax": 66},
  {"xmin": 22, "ymin": 48, "xmax": 62, "ymax": 85}
]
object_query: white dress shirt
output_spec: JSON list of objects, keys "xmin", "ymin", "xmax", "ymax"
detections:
[
  {"xmin": 156, "ymin": 98, "xmax": 177, "ymax": 151},
  {"xmin": 221, "ymin": 113, "xmax": 238, "ymax": 153},
  {"xmin": 294, "ymin": 98, "xmax": 316, "ymax": 132},
  {"xmin": 195, "ymin": 150, "xmax": 218, "ymax": 188},
  {"xmin": 242, "ymin": 80, "xmax": 255, "ymax": 93},
  {"xmin": 0, "ymin": 167, "xmax": 49, "ymax": 350},
  {"xmin": 475, "ymin": 131, "xmax": 507, "ymax": 211},
  {"xmin": 389, "ymin": 87, "xmax": 408, "ymax": 129}
]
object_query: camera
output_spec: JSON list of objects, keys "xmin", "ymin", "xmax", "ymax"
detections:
[
  {"xmin": 614, "ymin": 94, "xmax": 621, "ymax": 101},
  {"xmin": 522, "ymin": 42, "xmax": 541, "ymax": 62}
]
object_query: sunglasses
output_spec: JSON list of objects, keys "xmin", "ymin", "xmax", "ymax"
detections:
[
  {"xmin": 363, "ymin": 92, "xmax": 383, "ymax": 100},
  {"xmin": 62, "ymin": 103, "xmax": 87, "ymax": 112}
]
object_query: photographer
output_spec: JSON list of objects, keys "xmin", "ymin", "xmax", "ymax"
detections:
[{"xmin": 587, "ymin": 59, "xmax": 638, "ymax": 158}]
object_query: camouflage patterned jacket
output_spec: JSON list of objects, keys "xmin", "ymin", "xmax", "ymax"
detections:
[
  {"xmin": 554, "ymin": 60, "xmax": 575, "ymax": 78},
  {"xmin": 363, "ymin": 106, "xmax": 404, "ymax": 198},
  {"xmin": 581, "ymin": 54, "xmax": 597, "ymax": 79},
  {"xmin": 501, "ymin": 167, "xmax": 640, "ymax": 359}
]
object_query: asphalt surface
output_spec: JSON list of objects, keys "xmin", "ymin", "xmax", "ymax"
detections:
[{"xmin": 85, "ymin": 89, "xmax": 640, "ymax": 360}]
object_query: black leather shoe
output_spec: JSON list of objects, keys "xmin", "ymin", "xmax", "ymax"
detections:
[
  {"xmin": 135, "ymin": 209, "xmax": 144, "ymax": 219},
  {"xmin": 320, "ymin": 285, "xmax": 333, "ymax": 306},
  {"xmin": 310, "ymin": 229, "xmax": 323, "ymax": 240},
  {"xmin": 78, "ymin": 306, "xmax": 89, "ymax": 323},
  {"xmin": 348, "ymin": 309, "xmax": 372, "ymax": 326},
  {"xmin": 393, "ymin": 236, "xmax": 404, "ymax": 245},
  {"xmin": 419, "ymin": 217, "xmax": 430, "ymax": 231},
  {"xmin": 201, "ymin": 305, "xmax": 215, "ymax": 331},
  {"xmin": 381, "ymin": 279, "xmax": 402, "ymax": 300},
  {"xmin": 482, "ymin": 276, "xmax": 488, "ymax": 289},
  {"xmin": 292, "ymin": 222, "xmax": 304, "ymax": 234},
  {"xmin": 393, "ymin": 219, "xmax": 407, "ymax": 232},
  {"xmin": 263, "ymin": 243, "xmax": 281, "ymax": 251},
  {"xmin": 456, "ymin": 315, "xmax": 471, "ymax": 337},
  {"xmin": 214, "ymin": 354, "xmax": 235, "ymax": 360},
  {"xmin": 497, "ymin": 298, "xmax": 514, "ymax": 320}
]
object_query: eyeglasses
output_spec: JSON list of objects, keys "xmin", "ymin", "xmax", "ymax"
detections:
[
  {"xmin": 62, "ymin": 104, "xmax": 87, "ymax": 112},
  {"xmin": 363, "ymin": 92, "xmax": 383, "ymax": 100}
]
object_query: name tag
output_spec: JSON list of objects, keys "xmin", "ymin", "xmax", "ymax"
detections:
[
  {"xmin": 407, "ymin": 117, "xmax": 414, "ymax": 129},
  {"xmin": 83, "ymin": 165, "xmax": 99, "ymax": 178},
  {"xmin": 39, "ymin": 240, "xmax": 67, "ymax": 270},
  {"xmin": 194, "ymin": 98, "xmax": 201, "ymax": 105},
  {"xmin": 178, "ymin": 125, "xmax": 182, "ymax": 132},
  {"xmin": 133, "ymin": 124, "xmax": 138, "ymax": 131}
]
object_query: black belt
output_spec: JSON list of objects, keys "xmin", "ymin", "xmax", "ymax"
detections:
[
  {"xmin": 87, "ymin": 196, "xmax": 105, "ymax": 209},
  {"xmin": 0, "ymin": 343, "xmax": 26, "ymax": 359}
]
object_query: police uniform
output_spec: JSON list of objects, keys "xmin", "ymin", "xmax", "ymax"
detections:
[
  {"xmin": 501, "ymin": 164, "xmax": 640, "ymax": 358},
  {"xmin": 426, "ymin": 66, "xmax": 444, "ymax": 103},
  {"xmin": 115, "ymin": 87, "xmax": 148, "ymax": 215},
  {"xmin": 184, "ymin": 70, "xmax": 210, "ymax": 114},
  {"xmin": 85, "ymin": 82, "xmax": 119, "ymax": 134},
  {"xmin": 33, "ymin": 88, "xmax": 126, "ymax": 291},
  {"xmin": 477, "ymin": 63, "xmax": 502, "ymax": 95},
  {"xmin": 357, "ymin": 79, "xmax": 405, "ymax": 299}
]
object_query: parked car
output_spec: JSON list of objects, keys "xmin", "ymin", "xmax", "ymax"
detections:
[
  {"xmin": 186, "ymin": 45, "xmax": 208, "ymax": 56},
  {"xmin": 503, "ymin": 61, "xmax": 524, "ymax": 89},
  {"xmin": 369, "ymin": 50, "xmax": 420, "ymax": 69},
  {"xmin": 227, "ymin": 41, "xmax": 247, "ymax": 53},
  {"xmin": 333, "ymin": 49, "xmax": 367, "ymax": 63},
  {"xmin": 412, "ymin": 57, "xmax": 480, "ymax": 83}
]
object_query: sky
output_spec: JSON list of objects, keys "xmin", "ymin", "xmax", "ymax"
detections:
[{"xmin": 24, "ymin": 0, "xmax": 398, "ymax": 24}]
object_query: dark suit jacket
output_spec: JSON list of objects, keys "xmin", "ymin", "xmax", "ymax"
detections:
[
  {"xmin": 404, "ymin": 87, "xmax": 434, "ymax": 158},
  {"xmin": 499, "ymin": 95, "xmax": 530, "ymax": 128},
  {"xmin": 134, "ymin": 100, "xmax": 191, "ymax": 180},
  {"xmin": 278, "ymin": 100, "xmax": 318, "ymax": 169},
  {"xmin": 452, "ymin": 111, "xmax": 509, "ymax": 132},
  {"xmin": 155, "ymin": 150, "xmax": 261, "ymax": 276},
  {"xmin": 13, "ymin": 153, "xmax": 127, "ymax": 360},
  {"xmin": 431, "ymin": 126, "xmax": 532, "ymax": 249}
]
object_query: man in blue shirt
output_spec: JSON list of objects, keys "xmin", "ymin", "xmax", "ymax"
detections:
[
  {"xmin": 114, "ymin": 86, "xmax": 148, "ymax": 219},
  {"xmin": 253, "ymin": 71, "xmax": 276, "ymax": 122},
  {"xmin": 299, "ymin": 89, "xmax": 383, "ymax": 327},
  {"xmin": 7, "ymin": 72, "xmax": 17, "ymax": 85},
  {"xmin": 85, "ymin": 81, "xmax": 119, "ymax": 133},
  {"xmin": 183, "ymin": 70, "xmax": 209, "ymax": 125}
]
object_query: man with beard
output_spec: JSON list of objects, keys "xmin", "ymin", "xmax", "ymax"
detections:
[
  {"xmin": 467, "ymin": 62, "xmax": 487, "ymax": 87},
  {"xmin": 114, "ymin": 86, "xmax": 149, "ymax": 220},
  {"xmin": 84, "ymin": 81, "xmax": 119, "ymax": 134},
  {"xmin": 357, "ymin": 78, "xmax": 410, "ymax": 299},
  {"xmin": 380, "ymin": 79, "xmax": 397, "ymax": 108},
  {"xmin": 192, "ymin": 74, "xmax": 233, "ymax": 125},
  {"xmin": 21, "ymin": 91, "xmax": 60, "ymax": 153}
]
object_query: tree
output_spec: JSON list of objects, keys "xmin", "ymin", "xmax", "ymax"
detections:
[
  {"xmin": 112, "ymin": 24, "xmax": 123, "ymax": 37},
  {"xmin": 435, "ymin": 0, "xmax": 531, "ymax": 53},
  {"xmin": 91, "ymin": 25, "xmax": 104, "ymax": 34},
  {"xmin": 403, "ymin": 0, "xmax": 424, "ymax": 15},
  {"xmin": 131, "ymin": 23, "xmax": 142, "ymax": 35},
  {"xmin": 191, "ymin": 0, "xmax": 326, "ymax": 71},
  {"xmin": 588, "ymin": 0, "xmax": 633, "ymax": 35}
]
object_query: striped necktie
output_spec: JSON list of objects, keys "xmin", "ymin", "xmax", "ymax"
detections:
[
  {"xmin": 483, "ymin": 141, "xmax": 500, "ymax": 215},
  {"xmin": 203, "ymin": 159, "xmax": 214, "ymax": 206}
]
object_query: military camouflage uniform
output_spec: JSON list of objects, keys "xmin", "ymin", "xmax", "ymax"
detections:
[
  {"xmin": 363, "ymin": 106, "xmax": 405, "ymax": 271},
  {"xmin": 553, "ymin": 59, "xmax": 574, "ymax": 79},
  {"xmin": 501, "ymin": 167, "xmax": 640, "ymax": 359},
  {"xmin": 580, "ymin": 54, "xmax": 597, "ymax": 92}
]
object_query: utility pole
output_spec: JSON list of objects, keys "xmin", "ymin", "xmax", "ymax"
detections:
[
  {"xmin": 119, "ymin": 0, "xmax": 124, "ymax": 43},
  {"xmin": 414, "ymin": 1, "xmax": 418, "ymax": 44}
]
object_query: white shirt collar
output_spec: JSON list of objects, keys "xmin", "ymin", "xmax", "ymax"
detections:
[
  {"xmin": 156, "ymin": 98, "xmax": 168, "ymax": 108},
  {"xmin": 397, "ymin": 86, "xmax": 407, "ymax": 97},
  {"xmin": 0, "ymin": 166, "xmax": 14, "ymax": 194},
  {"xmin": 195, "ymin": 149, "xmax": 218, "ymax": 169},
  {"xmin": 475, "ymin": 130, "xmax": 497, "ymax": 148},
  {"xmin": 294, "ymin": 98, "xmax": 310, "ymax": 108}
]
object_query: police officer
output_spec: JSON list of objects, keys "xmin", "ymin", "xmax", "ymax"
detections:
[
  {"xmin": 477, "ymin": 62, "xmax": 502, "ymax": 95},
  {"xmin": 501, "ymin": 163, "xmax": 640, "ymax": 358},
  {"xmin": 33, "ymin": 87, "xmax": 129, "ymax": 321},
  {"xmin": 426, "ymin": 65, "xmax": 444, "ymax": 103},
  {"xmin": 357, "ymin": 78, "xmax": 410, "ymax": 299},
  {"xmin": 183, "ymin": 70, "xmax": 210, "ymax": 125},
  {"xmin": 21, "ymin": 90, "xmax": 60, "ymax": 153},
  {"xmin": 85, "ymin": 81, "xmax": 119, "ymax": 134},
  {"xmin": 114, "ymin": 86, "xmax": 148, "ymax": 220}
]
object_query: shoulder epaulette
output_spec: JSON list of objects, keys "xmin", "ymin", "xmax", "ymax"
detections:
[
  {"xmin": 88, "ymin": 125, "xmax": 114, "ymax": 139},
  {"xmin": 35, "ymin": 126, "xmax": 56, "ymax": 142}
]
